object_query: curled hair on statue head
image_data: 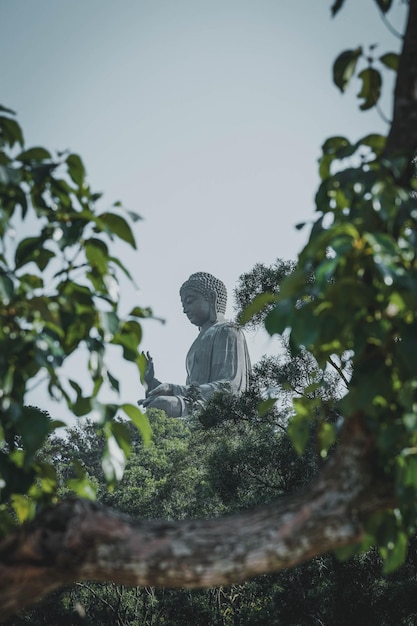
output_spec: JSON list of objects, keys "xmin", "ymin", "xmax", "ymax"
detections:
[{"xmin": 180, "ymin": 272, "xmax": 227, "ymax": 315}]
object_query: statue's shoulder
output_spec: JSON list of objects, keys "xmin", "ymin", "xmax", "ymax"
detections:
[{"xmin": 212, "ymin": 320, "xmax": 245, "ymax": 336}]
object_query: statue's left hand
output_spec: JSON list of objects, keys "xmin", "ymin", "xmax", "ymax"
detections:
[
  {"xmin": 139, "ymin": 383, "xmax": 173, "ymax": 407},
  {"xmin": 144, "ymin": 383, "xmax": 173, "ymax": 400},
  {"xmin": 142, "ymin": 395, "xmax": 182, "ymax": 417}
]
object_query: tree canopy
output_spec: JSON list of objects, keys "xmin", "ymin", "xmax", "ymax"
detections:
[{"xmin": 1, "ymin": 0, "xmax": 417, "ymax": 620}]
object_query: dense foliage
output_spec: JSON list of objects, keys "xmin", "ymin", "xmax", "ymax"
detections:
[
  {"xmin": 0, "ymin": 106, "xmax": 150, "ymax": 533},
  {"xmin": 8, "ymin": 410, "xmax": 417, "ymax": 626},
  {"xmin": 244, "ymin": 0, "xmax": 417, "ymax": 571}
]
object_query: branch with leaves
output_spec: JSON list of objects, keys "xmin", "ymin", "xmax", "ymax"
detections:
[{"xmin": 1, "ymin": 0, "xmax": 417, "ymax": 619}]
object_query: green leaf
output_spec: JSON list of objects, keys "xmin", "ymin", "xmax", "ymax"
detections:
[
  {"xmin": 258, "ymin": 398, "xmax": 276, "ymax": 417},
  {"xmin": 265, "ymin": 298, "xmax": 293, "ymax": 336},
  {"xmin": 99, "ymin": 311, "xmax": 119, "ymax": 340},
  {"xmin": 318, "ymin": 422, "xmax": 336, "ymax": 457},
  {"xmin": 0, "ymin": 105, "xmax": 16, "ymax": 115},
  {"xmin": 322, "ymin": 136, "xmax": 351, "ymax": 155},
  {"xmin": 379, "ymin": 52, "xmax": 399, "ymax": 71},
  {"xmin": 127, "ymin": 210, "xmax": 142, "ymax": 222},
  {"xmin": 333, "ymin": 48, "xmax": 362, "ymax": 92},
  {"xmin": 357, "ymin": 67, "xmax": 382, "ymax": 110},
  {"xmin": 15, "ymin": 237, "xmax": 42, "ymax": 268},
  {"xmin": 381, "ymin": 531, "xmax": 408, "ymax": 574},
  {"xmin": 11, "ymin": 494, "xmax": 36, "ymax": 524},
  {"xmin": 107, "ymin": 371, "xmax": 120, "ymax": 393},
  {"xmin": 66, "ymin": 153, "xmax": 86, "ymax": 187},
  {"xmin": 18, "ymin": 406, "xmax": 52, "ymax": 465},
  {"xmin": 288, "ymin": 400, "xmax": 312, "ymax": 455},
  {"xmin": 0, "ymin": 165, "xmax": 22, "ymax": 186},
  {"xmin": 72, "ymin": 395, "xmax": 92, "ymax": 417},
  {"xmin": 0, "ymin": 273, "xmax": 14, "ymax": 303},
  {"xmin": 16, "ymin": 147, "xmax": 51, "ymax": 163},
  {"xmin": 67, "ymin": 460, "xmax": 97, "ymax": 500},
  {"xmin": 85, "ymin": 238, "xmax": 109, "ymax": 274},
  {"xmin": 67, "ymin": 476, "xmax": 97, "ymax": 500},
  {"xmin": 32, "ymin": 163, "xmax": 57, "ymax": 185},
  {"xmin": 97, "ymin": 212, "xmax": 137, "ymax": 248},
  {"xmin": 360, "ymin": 133, "xmax": 386, "ymax": 156},
  {"xmin": 102, "ymin": 432, "xmax": 126, "ymax": 483},
  {"xmin": 121, "ymin": 403, "xmax": 152, "ymax": 444},
  {"xmin": 238, "ymin": 292, "xmax": 278, "ymax": 326},
  {"xmin": 0, "ymin": 116, "xmax": 24, "ymax": 147},
  {"xmin": 129, "ymin": 306, "xmax": 153, "ymax": 319},
  {"xmin": 112, "ymin": 321, "xmax": 143, "ymax": 360}
]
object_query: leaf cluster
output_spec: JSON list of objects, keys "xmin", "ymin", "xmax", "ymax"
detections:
[
  {"xmin": 0, "ymin": 106, "xmax": 150, "ymax": 531},
  {"xmin": 264, "ymin": 128, "xmax": 417, "ymax": 569}
]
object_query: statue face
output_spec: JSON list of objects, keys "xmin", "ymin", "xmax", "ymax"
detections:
[{"xmin": 181, "ymin": 289, "xmax": 211, "ymax": 327}]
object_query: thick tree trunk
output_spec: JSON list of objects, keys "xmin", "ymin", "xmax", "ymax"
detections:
[
  {"xmin": 0, "ymin": 415, "xmax": 392, "ymax": 620},
  {"xmin": 384, "ymin": 0, "xmax": 417, "ymax": 164}
]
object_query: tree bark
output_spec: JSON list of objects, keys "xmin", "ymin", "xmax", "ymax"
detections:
[
  {"xmin": 0, "ymin": 415, "xmax": 392, "ymax": 620},
  {"xmin": 384, "ymin": 0, "xmax": 417, "ymax": 164}
]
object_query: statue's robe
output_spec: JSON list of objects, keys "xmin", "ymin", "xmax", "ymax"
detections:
[{"xmin": 171, "ymin": 321, "xmax": 251, "ymax": 415}]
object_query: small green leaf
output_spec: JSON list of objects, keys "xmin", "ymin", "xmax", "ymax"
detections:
[
  {"xmin": 14, "ymin": 237, "xmax": 50, "ymax": 270},
  {"xmin": 66, "ymin": 153, "xmax": 86, "ymax": 187},
  {"xmin": 265, "ymin": 298, "xmax": 293, "ymax": 336},
  {"xmin": 379, "ymin": 52, "xmax": 399, "ymax": 71},
  {"xmin": 0, "ymin": 273, "xmax": 14, "ymax": 303},
  {"xmin": 129, "ymin": 306, "xmax": 152, "ymax": 319},
  {"xmin": 102, "ymin": 432, "xmax": 126, "ymax": 483},
  {"xmin": 322, "ymin": 136, "xmax": 350, "ymax": 155},
  {"xmin": 0, "ymin": 116, "xmax": 24, "ymax": 147},
  {"xmin": 98, "ymin": 212, "xmax": 137, "ymax": 248},
  {"xmin": 121, "ymin": 403, "xmax": 151, "ymax": 444},
  {"xmin": 0, "ymin": 105, "xmax": 16, "ymax": 115},
  {"xmin": 381, "ymin": 531, "xmax": 408, "ymax": 574},
  {"xmin": 107, "ymin": 371, "xmax": 120, "ymax": 393},
  {"xmin": 67, "ymin": 476, "xmax": 97, "ymax": 500},
  {"xmin": 288, "ymin": 400, "xmax": 312, "ymax": 455},
  {"xmin": 360, "ymin": 133, "xmax": 386, "ymax": 156},
  {"xmin": 16, "ymin": 147, "xmax": 51, "ymax": 163},
  {"xmin": 18, "ymin": 406, "xmax": 52, "ymax": 464},
  {"xmin": 357, "ymin": 67, "xmax": 382, "ymax": 110},
  {"xmin": 258, "ymin": 398, "xmax": 276, "ymax": 417},
  {"xmin": 333, "ymin": 48, "xmax": 362, "ymax": 92},
  {"xmin": 99, "ymin": 311, "xmax": 119, "ymax": 340},
  {"xmin": 239, "ymin": 292, "xmax": 278, "ymax": 326},
  {"xmin": 127, "ymin": 210, "xmax": 142, "ymax": 222},
  {"xmin": 11, "ymin": 494, "xmax": 36, "ymax": 524},
  {"xmin": 318, "ymin": 422, "xmax": 336, "ymax": 457},
  {"xmin": 67, "ymin": 460, "xmax": 97, "ymax": 500},
  {"xmin": 85, "ymin": 238, "xmax": 109, "ymax": 274}
]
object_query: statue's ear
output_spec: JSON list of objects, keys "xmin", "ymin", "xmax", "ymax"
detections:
[{"xmin": 208, "ymin": 290, "xmax": 218, "ymax": 323}]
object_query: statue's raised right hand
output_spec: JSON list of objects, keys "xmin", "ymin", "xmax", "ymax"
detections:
[{"xmin": 143, "ymin": 351, "xmax": 155, "ymax": 387}]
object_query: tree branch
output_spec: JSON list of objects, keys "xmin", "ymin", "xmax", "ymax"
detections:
[{"xmin": 0, "ymin": 415, "xmax": 393, "ymax": 620}]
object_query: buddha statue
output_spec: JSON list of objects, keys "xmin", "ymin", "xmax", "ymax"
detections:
[{"xmin": 139, "ymin": 272, "xmax": 251, "ymax": 417}]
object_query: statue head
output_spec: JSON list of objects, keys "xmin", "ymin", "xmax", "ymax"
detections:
[{"xmin": 180, "ymin": 272, "xmax": 227, "ymax": 325}]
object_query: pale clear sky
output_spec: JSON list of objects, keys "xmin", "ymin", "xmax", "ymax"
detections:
[{"xmin": 0, "ymin": 0, "xmax": 407, "ymax": 422}]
